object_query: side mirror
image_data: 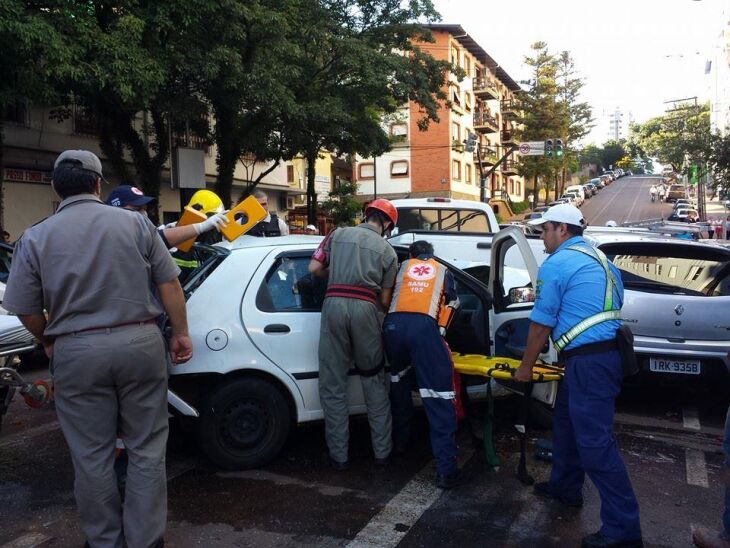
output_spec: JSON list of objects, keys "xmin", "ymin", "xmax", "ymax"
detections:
[{"xmin": 508, "ymin": 286, "xmax": 535, "ymax": 304}]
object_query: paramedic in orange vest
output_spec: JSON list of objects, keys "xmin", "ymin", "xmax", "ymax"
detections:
[{"xmin": 383, "ymin": 240, "xmax": 461, "ymax": 489}]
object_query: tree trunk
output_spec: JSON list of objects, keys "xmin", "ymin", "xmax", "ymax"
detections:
[
  {"xmin": 306, "ymin": 151, "xmax": 318, "ymax": 225},
  {"xmin": 0, "ymin": 120, "xmax": 5, "ymax": 229},
  {"xmin": 532, "ymin": 175, "xmax": 538, "ymax": 210},
  {"xmin": 213, "ymin": 104, "xmax": 238, "ymax": 208}
]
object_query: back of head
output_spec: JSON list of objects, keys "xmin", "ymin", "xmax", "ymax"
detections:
[
  {"xmin": 409, "ymin": 240, "xmax": 434, "ymax": 258},
  {"xmin": 52, "ymin": 150, "xmax": 105, "ymax": 199}
]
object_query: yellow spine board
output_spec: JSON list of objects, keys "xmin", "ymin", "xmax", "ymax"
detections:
[
  {"xmin": 174, "ymin": 207, "xmax": 208, "ymax": 252},
  {"xmin": 220, "ymin": 196, "xmax": 268, "ymax": 242},
  {"xmin": 451, "ymin": 353, "xmax": 564, "ymax": 382}
]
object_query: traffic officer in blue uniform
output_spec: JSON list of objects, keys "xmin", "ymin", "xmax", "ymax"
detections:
[
  {"xmin": 383, "ymin": 240, "xmax": 461, "ymax": 488},
  {"xmin": 515, "ymin": 204, "xmax": 642, "ymax": 548}
]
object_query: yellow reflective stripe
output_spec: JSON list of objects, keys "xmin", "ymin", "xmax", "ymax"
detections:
[
  {"xmin": 173, "ymin": 257, "xmax": 199, "ymax": 269},
  {"xmin": 553, "ymin": 310, "xmax": 622, "ymax": 352}
]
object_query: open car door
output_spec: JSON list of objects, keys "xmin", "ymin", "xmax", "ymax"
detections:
[{"xmin": 488, "ymin": 227, "xmax": 558, "ymax": 406}]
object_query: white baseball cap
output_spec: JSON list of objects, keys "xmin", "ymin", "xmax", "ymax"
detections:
[
  {"xmin": 527, "ymin": 203, "xmax": 585, "ymax": 227},
  {"xmin": 305, "ymin": 224, "xmax": 317, "ymax": 231}
]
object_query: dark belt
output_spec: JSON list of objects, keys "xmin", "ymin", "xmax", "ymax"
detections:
[
  {"xmin": 559, "ymin": 338, "xmax": 618, "ymax": 361},
  {"xmin": 325, "ymin": 284, "xmax": 377, "ymax": 304},
  {"xmin": 73, "ymin": 318, "xmax": 157, "ymax": 335}
]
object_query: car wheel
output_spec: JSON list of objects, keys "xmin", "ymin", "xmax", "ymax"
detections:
[{"xmin": 198, "ymin": 377, "xmax": 291, "ymax": 469}]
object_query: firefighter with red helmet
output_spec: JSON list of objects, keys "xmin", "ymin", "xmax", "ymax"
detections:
[
  {"xmin": 383, "ymin": 240, "xmax": 461, "ymax": 488},
  {"xmin": 309, "ymin": 199, "xmax": 399, "ymax": 470}
]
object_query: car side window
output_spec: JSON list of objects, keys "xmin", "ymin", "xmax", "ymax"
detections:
[{"xmin": 256, "ymin": 255, "xmax": 326, "ymax": 312}]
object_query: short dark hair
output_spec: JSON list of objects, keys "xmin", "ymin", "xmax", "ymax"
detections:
[
  {"xmin": 409, "ymin": 240, "xmax": 434, "ymax": 258},
  {"xmin": 546, "ymin": 221, "xmax": 584, "ymax": 237},
  {"xmin": 365, "ymin": 210, "xmax": 390, "ymax": 227},
  {"xmin": 52, "ymin": 164, "xmax": 99, "ymax": 199}
]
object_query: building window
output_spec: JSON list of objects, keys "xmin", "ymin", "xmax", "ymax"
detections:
[
  {"xmin": 287, "ymin": 165, "xmax": 295, "ymax": 183},
  {"xmin": 390, "ymin": 160, "xmax": 409, "ymax": 177},
  {"xmin": 465, "ymin": 55, "xmax": 471, "ymax": 76},
  {"xmin": 452, "ymin": 160, "xmax": 461, "ymax": 181},
  {"xmin": 451, "ymin": 122, "xmax": 460, "ymax": 142},
  {"xmin": 390, "ymin": 123, "xmax": 408, "ymax": 140},
  {"xmin": 3, "ymin": 100, "xmax": 28, "ymax": 126},
  {"xmin": 464, "ymin": 92, "xmax": 472, "ymax": 112},
  {"xmin": 358, "ymin": 163, "xmax": 375, "ymax": 180},
  {"xmin": 509, "ymin": 179, "xmax": 514, "ymax": 194},
  {"xmin": 451, "ymin": 45, "xmax": 460, "ymax": 66},
  {"xmin": 73, "ymin": 105, "xmax": 99, "ymax": 136},
  {"xmin": 516, "ymin": 181, "xmax": 521, "ymax": 195},
  {"xmin": 465, "ymin": 164, "xmax": 472, "ymax": 183}
]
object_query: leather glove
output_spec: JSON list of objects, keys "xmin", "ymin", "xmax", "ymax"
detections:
[{"xmin": 194, "ymin": 212, "xmax": 229, "ymax": 235}]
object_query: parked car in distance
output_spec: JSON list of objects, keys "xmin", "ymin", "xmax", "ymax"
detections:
[
  {"xmin": 548, "ymin": 199, "xmax": 570, "ymax": 207},
  {"xmin": 524, "ymin": 212, "xmax": 543, "ymax": 221},
  {"xmin": 673, "ymin": 199, "xmax": 696, "ymax": 211},
  {"xmin": 561, "ymin": 192, "xmax": 582, "ymax": 206},
  {"xmin": 668, "ymin": 208, "xmax": 700, "ymax": 223},
  {"xmin": 590, "ymin": 177, "xmax": 605, "ymax": 189},
  {"xmin": 565, "ymin": 184, "xmax": 587, "ymax": 202},
  {"xmin": 666, "ymin": 184, "xmax": 687, "ymax": 202},
  {"xmin": 533, "ymin": 206, "xmax": 549, "ymax": 214}
]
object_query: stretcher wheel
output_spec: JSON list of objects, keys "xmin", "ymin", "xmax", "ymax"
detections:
[{"xmin": 23, "ymin": 380, "xmax": 52, "ymax": 408}]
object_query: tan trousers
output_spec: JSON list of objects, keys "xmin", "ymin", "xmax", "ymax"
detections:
[{"xmin": 52, "ymin": 323, "xmax": 168, "ymax": 548}]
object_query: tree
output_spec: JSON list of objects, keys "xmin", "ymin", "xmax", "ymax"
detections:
[
  {"xmin": 0, "ymin": 0, "xmax": 75, "ymax": 225},
  {"xmin": 320, "ymin": 178, "xmax": 361, "ymax": 226},
  {"xmin": 555, "ymin": 50, "xmax": 593, "ymax": 196},
  {"xmin": 632, "ymin": 102, "xmax": 711, "ymax": 173},
  {"xmin": 599, "ymin": 140, "xmax": 627, "ymax": 171},
  {"xmin": 280, "ymin": 0, "xmax": 452, "ymax": 223},
  {"xmin": 708, "ymin": 131, "xmax": 730, "ymax": 195},
  {"xmin": 516, "ymin": 42, "xmax": 562, "ymax": 206}
]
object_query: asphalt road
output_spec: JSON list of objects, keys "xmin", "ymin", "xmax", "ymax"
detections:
[
  {"xmin": 579, "ymin": 175, "xmax": 696, "ymax": 227},
  {"xmin": 1, "ymin": 180, "xmax": 729, "ymax": 547}
]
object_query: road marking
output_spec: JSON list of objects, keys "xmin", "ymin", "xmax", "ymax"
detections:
[
  {"xmin": 590, "ymin": 179, "xmax": 627, "ymax": 223},
  {"xmin": 218, "ymin": 469, "xmax": 364, "ymax": 498},
  {"xmin": 345, "ymin": 449, "xmax": 474, "ymax": 547},
  {"xmin": 0, "ymin": 421, "xmax": 60, "ymax": 450},
  {"xmin": 686, "ymin": 449, "xmax": 709, "ymax": 488},
  {"xmin": 0, "ymin": 532, "xmax": 52, "ymax": 548},
  {"xmin": 622, "ymin": 177, "xmax": 648, "ymax": 224},
  {"xmin": 683, "ymin": 407, "xmax": 701, "ymax": 430}
]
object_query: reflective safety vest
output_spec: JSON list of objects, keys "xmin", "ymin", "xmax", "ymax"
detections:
[
  {"xmin": 552, "ymin": 244, "xmax": 622, "ymax": 352},
  {"xmin": 389, "ymin": 258, "xmax": 449, "ymax": 324}
]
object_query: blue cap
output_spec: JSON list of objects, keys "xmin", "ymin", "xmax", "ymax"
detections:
[{"xmin": 106, "ymin": 185, "xmax": 155, "ymax": 207}]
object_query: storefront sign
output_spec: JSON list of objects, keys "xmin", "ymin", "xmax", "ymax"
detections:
[{"xmin": 4, "ymin": 168, "xmax": 52, "ymax": 185}]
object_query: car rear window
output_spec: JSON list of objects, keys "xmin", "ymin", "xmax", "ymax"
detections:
[
  {"xmin": 397, "ymin": 208, "xmax": 489, "ymax": 232},
  {"xmin": 601, "ymin": 243, "xmax": 730, "ymax": 297}
]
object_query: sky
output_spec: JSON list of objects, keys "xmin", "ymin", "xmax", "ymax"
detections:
[{"xmin": 433, "ymin": 0, "xmax": 728, "ymax": 145}]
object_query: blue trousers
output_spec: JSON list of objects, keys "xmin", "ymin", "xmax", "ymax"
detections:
[
  {"xmin": 551, "ymin": 349, "xmax": 641, "ymax": 540},
  {"xmin": 383, "ymin": 313, "xmax": 458, "ymax": 476}
]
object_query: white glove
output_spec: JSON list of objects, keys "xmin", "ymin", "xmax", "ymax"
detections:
[{"xmin": 194, "ymin": 212, "xmax": 229, "ymax": 235}]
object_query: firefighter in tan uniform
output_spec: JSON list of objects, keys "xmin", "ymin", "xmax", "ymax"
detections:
[
  {"xmin": 383, "ymin": 240, "xmax": 461, "ymax": 488},
  {"xmin": 309, "ymin": 199, "xmax": 398, "ymax": 470}
]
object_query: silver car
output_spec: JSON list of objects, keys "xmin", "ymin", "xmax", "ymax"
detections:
[{"xmin": 584, "ymin": 231, "xmax": 730, "ymax": 381}]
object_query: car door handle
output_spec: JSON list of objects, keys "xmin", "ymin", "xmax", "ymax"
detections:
[{"xmin": 264, "ymin": 324, "xmax": 291, "ymax": 334}]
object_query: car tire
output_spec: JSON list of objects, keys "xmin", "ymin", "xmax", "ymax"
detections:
[{"xmin": 198, "ymin": 377, "xmax": 291, "ymax": 469}]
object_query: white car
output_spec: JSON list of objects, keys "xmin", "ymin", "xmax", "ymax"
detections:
[{"xmin": 169, "ymin": 230, "xmax": 556, "ymax": 469}]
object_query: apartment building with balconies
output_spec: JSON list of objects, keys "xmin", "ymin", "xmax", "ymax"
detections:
[{"xmin": 353, "ymin": 24, "xmax": 525, "ymax": 209}]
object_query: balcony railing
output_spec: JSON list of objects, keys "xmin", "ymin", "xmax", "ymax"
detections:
[
  {"xmin": 501, "ymin": 158, "xmax": 519, "ymax": 174},
  {"xmin": 473, "ymin": 110, "xmax": 499, "ymax": 133},
  {"xmin": 475, "ymin": 146, "xmax": 498, "ymax": 164},
  {"xmin": 501, "ymin": 129, "xmax": 516, "ymax": 143},
  {"xmin": 473, "ymin": 76, "xmax": 499, "ymax": 100},
  {"xmin": 501, "ymin": 99, "xmax": 520, "ymax": 118}
]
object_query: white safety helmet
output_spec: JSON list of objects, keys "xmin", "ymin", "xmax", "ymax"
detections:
[{"xmin": 605, "ymin": 220, "xmax": 618, "ymax": 227}]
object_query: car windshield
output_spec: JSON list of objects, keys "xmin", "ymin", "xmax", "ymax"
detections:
[
  {"xmin": 397, "ymin": 208, "xmax": 489, "ymax": 232},
  {"xmin": 601, "ymin": 243, "xmax": 730, "ymax": 297}
]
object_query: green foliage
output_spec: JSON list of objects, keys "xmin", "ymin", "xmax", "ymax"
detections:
[
  {"xmin": 708, "ymin": 131, "xmax": 730, "ymax": 194},
  {"xmin": 631, "ymin": 103, "xmax": 711, "ymax": 173},
  {"xmin": 280, "ymin": 0, "xmax": 451, "ymax": 222},
  {"xmin": 510, "ymin": 200, "xmax": 530, "ymax": 214},
  {"xmin": 320, "ymin": 179, "xmax": 362, "ymax": 226}
]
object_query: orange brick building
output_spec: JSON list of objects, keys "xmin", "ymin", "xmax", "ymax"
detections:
[{"xmin": 354, "ymin": 24, "xmax": 525, "ymax": 205}]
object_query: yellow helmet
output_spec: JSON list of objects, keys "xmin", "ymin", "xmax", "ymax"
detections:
[{"xmin": 186, "ymin": 190, "xmax": 223, "ymax": 215}]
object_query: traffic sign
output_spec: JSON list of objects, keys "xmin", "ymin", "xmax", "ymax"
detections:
[{"xmin": 519, "ymin": 141, "xmax": 546, "ymax": 156}]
